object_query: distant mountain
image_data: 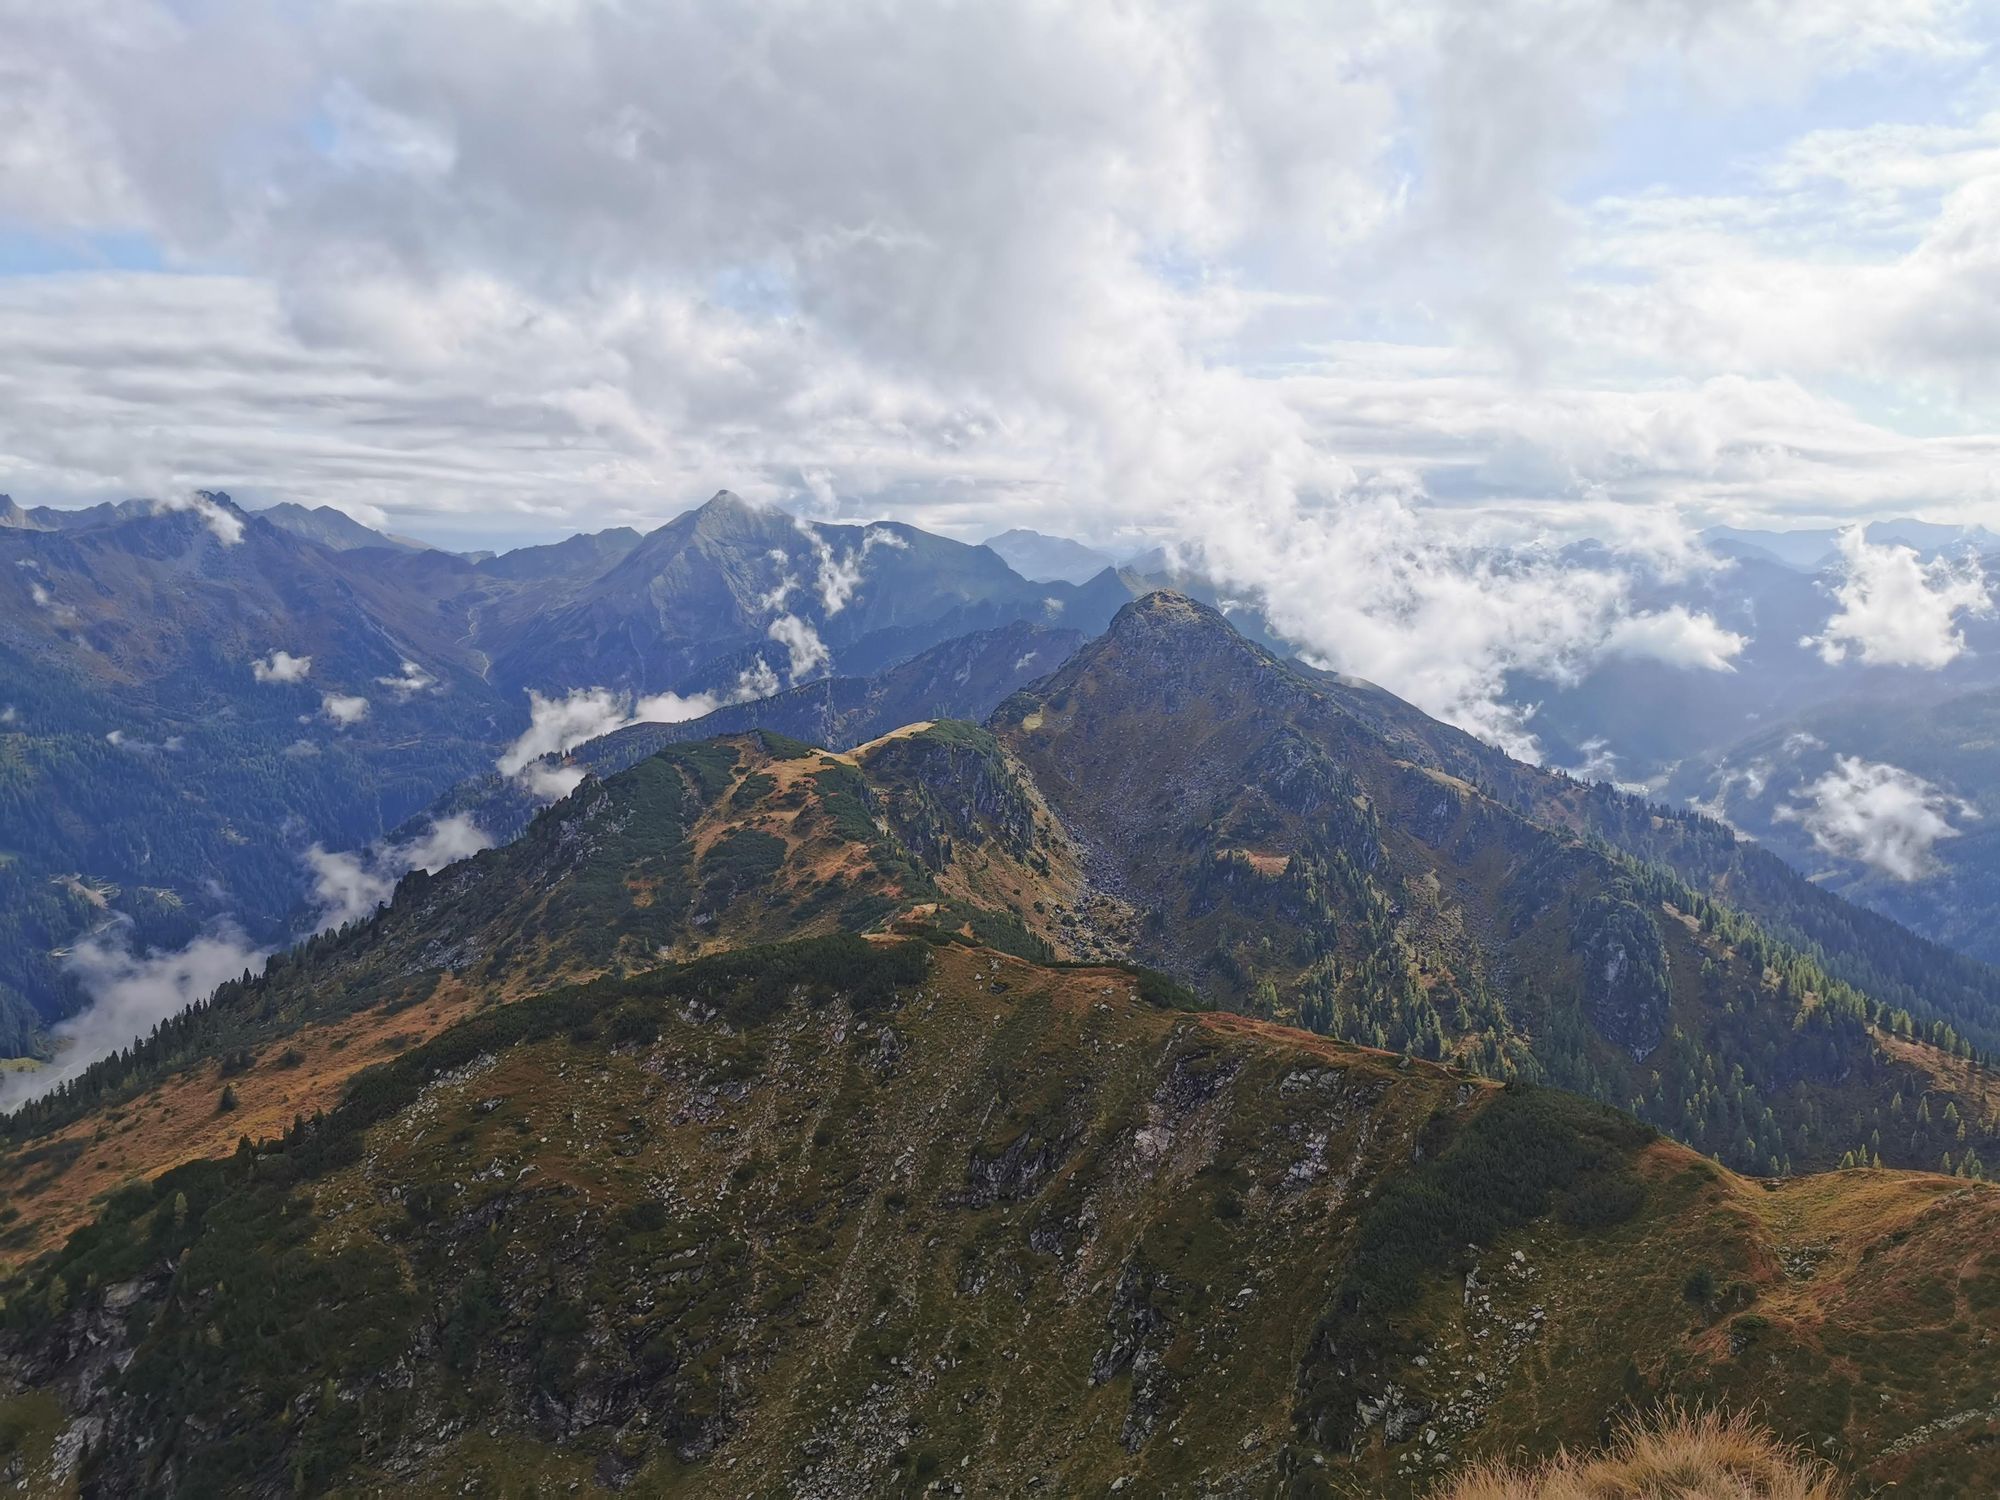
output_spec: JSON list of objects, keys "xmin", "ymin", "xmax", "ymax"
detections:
[
  {"xmin": 0, "ymin": 494, "xmax": 512, "ymax": 1046},
  {"xmin": 0, "ymin": 496, "xmax": 49, "ymax": 530},
  {"xmin": 480, "ymin": 491, "xmax": 1131, "ymax": 696},
  {"xmin": 426, "ymin": 618, "xmax": 1085, "ymax": 848},
  {"xmin": 475, "ymin": 525, "xmax": 643, "ymax": 581},
  {"xmin": 1701, "ymin": 518, "xmax": 2000, "ymax": 571},
  {"xmin": 982, "ymin": 526, "xmax": 1116, "ymax": 583},
  {"xmin": 977, "ymin": 594, "xmax": 2000, "ymax": 1174},
  {"xmin": 256, "ymin": 501, "xmax": 432, "ymax": 552},
  {"xmin": 1666, "ymin": 679, "xmax": 2000, "ymax": 964}
]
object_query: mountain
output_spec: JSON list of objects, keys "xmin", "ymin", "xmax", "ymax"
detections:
[
  {"xmin": 480, "ymin": 492, "xmax": 1131, "ymax": 697},
  {"xmin": 433, "ymin": 618, "xmax": 1085, "ymax": 849},
  {"xmin": 0, "ymin": 488, "xmax": 1138, "ymax": 1048},
  {"xmin": 973, "ymin": 594, "xmax": 2000, "ymax": 1177},
  {"xmin": 475, "ymin": 526, "xmax": 644, "ymax": 582},
  {"xmin": 0, "ymin": 495, "xmax": 511, "ymax": 1048},
  {"xmin": 1665, "ymin": 680, "xmax": 2000, "ymax": 965},
  {"xmin": 0, "ymin": 496, "xmax": 49, "ymax": 531},
  {"xmin": 982, "ymin": 526, "xmax": 1116, "ymax": 584},
  {"xmin": 1, "ymin": 718, "xmax": 1995, "ymax": 1494},
  {"xmin": 7, "ymin": 939, "xmax": 1997, "ymax": 1496},
  {"xmin": 256, "ymin": 501, "xmax": 431, "ymax": 552},
  {"xmin": 27, "ymin": 592, "xmax": 1994, "ymax": 1178},
  {"xmin": 1700, "ymin": 518, "xmax": 2000, "ymax": 571}
]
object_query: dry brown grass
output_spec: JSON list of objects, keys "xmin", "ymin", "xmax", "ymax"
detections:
[{"xmin": 1435, "ymin": 1409, "xmax": 1843, "ymax": 1500}]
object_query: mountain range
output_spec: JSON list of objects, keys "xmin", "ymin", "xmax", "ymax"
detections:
[
  {"xmin": 0, "ymin": 490, "xmax": 1129, "ymax": 1049},
  {"xmin": 0, "ymin": 592, "xmax": 1996, "ymax": 1493},
  {"xmin": 4, "ymin": 485, "xmax": 2000, "ymax": 1491}
]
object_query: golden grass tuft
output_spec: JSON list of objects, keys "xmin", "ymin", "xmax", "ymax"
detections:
[{"xmin": 1434, "ymin": 1407, "xmax": 1843, "ymax": 1500}]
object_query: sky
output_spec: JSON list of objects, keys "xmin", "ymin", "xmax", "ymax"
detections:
[{"xmin": 4, "ymin": 0, "xmax": 2000, "ymax": 743}]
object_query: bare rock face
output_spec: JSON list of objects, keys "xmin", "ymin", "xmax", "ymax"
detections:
[{"xmin": 1576, "ymin": 896, "xmax": 1671, "ymax": 1059}]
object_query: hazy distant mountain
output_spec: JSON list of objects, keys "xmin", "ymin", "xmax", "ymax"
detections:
[
  {"xmin": 1701, "ymin": 518, "xmax": 2000, "ymax": 571},
  {"xmin": 981, "ymin": 526, "xmax": 1116, "ymax": 583},
  {"xmin": 482, "ymin": 491, "xmax": 1131, "ymax": 696},
  {"xmin": 1667, "ymin": 679, "xmax": 2000, "ymax": 964},
  {"xmin": 257, "ymin": 501, "xmax": 433, "ymax": 552},
  {"xmin": 475, "ymin": 526, "xmax": 643, "ymax": 581},
  {"xmin": 0, "ymin": 496, "xmax": 49, "ymax": 530}
]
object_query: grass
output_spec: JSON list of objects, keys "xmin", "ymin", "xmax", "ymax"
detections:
[{"xmin": 1434, "ymin": 1407, "xmax": 1842, "ymax": 1499}]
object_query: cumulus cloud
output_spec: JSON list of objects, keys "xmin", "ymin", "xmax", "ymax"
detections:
[
  {"xmin": 1600, "ymin": 606, "xmax": 1747, "ymax": 672},
  {"xmin": 105, "ymin": 728, "xmax": 181, "ymax": 753},
  {"xmin": 319, "ymin": 692, "xmax": 369, "ymax": 727},
  {"xmin": 496, "ymin": 665, "xmax": 781, "ymax": 798},
  {"xmin": 0, "ymin": 920, "xmax": 266, "ymax": 1109},
  {"xmin": 1184, "ymin": 488, "xmax": 1745, "ymax": 758},
  {"xmin": 0, "ymin": 0, "xmax": 1985, "ymax": 737},
  {"xmin": 375, "ymin": 659, "xmax": 436, "ymax": 697},
  {"xmin": 305, "ymin": 813, "xmax": 492, "ymax": 931},
  {"xmin": 251, "ymin": 648, "xmax": 312, "ymax": 683},
  {"xmin": 1802, "ymin": 527, "xmax": 1992, "ymax": 668},
  {"xmin": 1777, "ymin": 755, "xmax": 1975, "ymax": 881}
]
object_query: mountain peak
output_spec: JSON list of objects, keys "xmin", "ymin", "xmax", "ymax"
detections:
[{"xmin": 1104, "ymin": 588, "xmax": 1257, "ymax": 653}]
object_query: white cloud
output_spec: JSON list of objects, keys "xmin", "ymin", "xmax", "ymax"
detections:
[
  {"xmin": 251, "ymin": 648, "xmax": 312, "ymax": 683},
  {"xmin": 0, "ymin": 920, "xmax": 266, "ymax": 1109},
  {"xmin": 1187, "ymin": 487, "xmax": 1745, "ymax": 759},
  {"xmin": 0, "ymin": 0, "xmax": 1990, "ymax": 740},
  {"xmin": 1600, "ymin": 606, "xmax": 1747, "ymax": 672},
  {"xmin": 375, "ymin": 659, "xmax": 436, "ymax": 697},
  {"xmin": 1777, "ymin": 754, "xmax": 1974, "ymax": 881},
  {"xmin": 496, "ymin": 664, "xmax": 781, "ymax": 798},
  {"xmin": 319, "ymin": 692, "xmax": 369, "ymax": 727},
  {"xmin": 797, "ymin": 520, "xmax": 906, "ymax": 615},
  {"xmin": 306, "ymin": 813, "xmax": 492, "ymax": 931},
  {"xmin": 518, "ymin": 761, "xmax": 587, "ymax": 802},
  {"xmin": 767, "ymin": 614, "xmax": 830, "ymax": 682},
  {"xmin": 495, "ymin": 686, "xmax": 628, "ymax": 778},
  {"xmin": 1803, "ymin": 527, "xmax": 1992, "ymax": 668},
  {"xmin": 26, "ymin": 579, "xmax": 79, "ymax": 626},
  {"xmin": 152, "ymin": 490, "xmax": 244, "ymax": 545}
]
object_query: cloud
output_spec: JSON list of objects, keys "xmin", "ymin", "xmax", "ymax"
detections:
[
  {"xmin": 1184, "ymin": 487, "xmax": 1745, "ymax": 759},
  {"xmin": 496, "ymin": 665, "xmax": 780, "ymax": 798},
  {"xmin": 105, "ymin": 728, "xmax": 181, "ymax": 753},
  {"xmin": 0, "ymin": 920, "xmax": 266, "ymax": 1109},
  {"xmin": 1777, "ymin": 754, "xmax": 1974, "ymax": 881},
  {"xmin": 152, "ymin": 490, "xmax": 244, "ymax": 545},
  {"xmin": 766, "ymin": 614, "xmax": 830, "ymax": 682},
  {"xmin": 495, "ymin": 686, "xmax": 628, "ymax": 778},
  {"xmin": 375, "ymin": 659, "xmax": 436, "ymax": 697},
  {"xmin": 27, "ymin": 579, "xmax": 79, "ymax": 627},
  {"xmin": 251, "ymin": 648, "xmax": 312, "ymax": 683},
  {"xmin": 319, "ymin": 692, "xmax": 369, "ymax": 727},
  {"xmin": 0, "ymin": 0, "xmax": 1986, "ymax": 735},
  {"xmin": 1802, "ymin": 527, "xmax": 1992, "ymax": 668},
  {"xmin": 305, "ymin": 813, "xmax": 492, "ymax": 931},
  {"xmin": 797, "ymin": 520, "xmax": 906, "ymax": 615},
  {"xmin": 1600, "ymin": 606, "xmax": 1747, "ymax": 672}
]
